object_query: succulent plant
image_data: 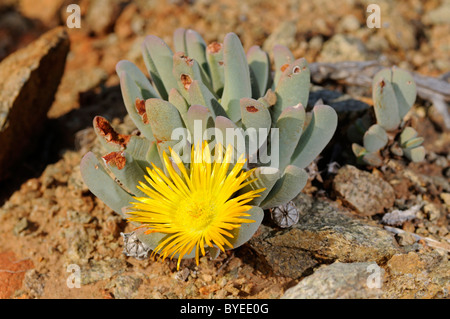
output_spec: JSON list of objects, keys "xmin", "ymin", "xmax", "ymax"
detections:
[
  {"xmin": 350, "ymin": 66, "xmax": 424, "ymax": 166},
  {"xmin": 80, "ymin": 28, "xmax": 337, "ymax": 267}
]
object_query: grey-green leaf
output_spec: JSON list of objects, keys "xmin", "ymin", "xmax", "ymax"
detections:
[
  {"xmin": 272, "ymin": 58, "xmax": 310, "ymax": 121},
  {"xmin": 291, "ymin": 104, "xmax": 337, "ymax": 169},
  {"xmin": 247, "ymin": 45, "xmax": 270, "ymax": 98},
  {"xmin": 141, "ymin": 35, "xmax": 178, "ymax": 99},
  {"xmin": 221, "ymin": 33, "xmax": 252, "ymax": 122},
  {"xmin": 363, "ymin": 124, "xmax": 388, "ymax": 153},
  {"xmin": 80, "ymin": 152, "xmax": 134, "ymax": 218},
  {"xmin": 260, "ymin": 165, "xmax": 308, "ymax": 210}
]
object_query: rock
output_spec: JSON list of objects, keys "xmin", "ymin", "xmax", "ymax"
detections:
[
  {"xmin": 262, "ymin": 20, "xmax": 297, "ymax": 52},
  {"xmin": 333, "ymin": 165, "xmax": 395, "ymax": 216},
  {"xmin": 13, "ymin": 217, "xmax": 31, "ymax": 236},
  {"xmin": 282, "ymin": 262, "xmax": 384, "ymax": 299},
  {"xmin": 107, "ymin": 275, "xmax": 143, "ymax": 299},
  {"xmin": 0, "ymin": 27, "xmax": 69, "ymax": 180},
  {"xmin": 80, "ymin": 258, "xmax": 127, "ymax": 285},
  {"xmin": 86, "ymin": 0, "xmax": 123, "ymax": 35},
  {"xmin": 440, "ymin": 193, "xmax": 450, "ymax": 206},
  {"xmin": 318, "ymin": 34, "xmax": 369, "ymax": 62},
  {"xmin": 337, "ymin": 15, "xmax": 361, "ymax": 33},
  {"xmin": 19, "ymin": 0, "xmax": 65, "ymax": 27},
  {"xmin": 384, "ymin": 251, "xmax": 450, "ymax": 298},
  {"xmin": 23, "ymin": 269, "xmax": 46, "ymax": 298},
  {"xmin": 380, "ymin": 14, "xmax": 417, "ymax": 51},
  {"xmin": 248, "ymin": 194, "xmax": 400, "ymax": 278},
  {"xmin": 423, "ymin": 203, "xmax": 441, "ymax": 221},
  {"xmin": 423, "ymin": 1, "xmax": 450, "ymax": 25},
  {"xmin": 0, "ymin": 251, "xmax": 34, "ymax": 298}
]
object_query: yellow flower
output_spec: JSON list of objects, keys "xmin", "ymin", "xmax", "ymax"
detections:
[{"xmin": 127, "ymin": 142, "xmax": 264, "ymax": 269}]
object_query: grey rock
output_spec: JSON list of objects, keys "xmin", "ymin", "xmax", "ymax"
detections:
[
  {"xmin": 108, "ymin": 275, "xmax": 143, "ymax": 299},
  {"xmin": 86, "ymin": 0, "xmax": 123, "ymax": 35},
  {"xmin": 23, "ymin": 269, "xmax": 46, "ymax": 298},
  {"xmin": 13, "ymin": 217, "xmax": 30, "ymax": 236},
  {"xmin": 282, "ymin": 262, "xmax": 384, "ymax": 299},
  {"xmin": 423, "ymin": 0, "xmax": 450, "ymax": 25},
  {"xmin": 80, "ymin": 258, "xmax": 127, "ymax": 285},
  {"xmin": 383, "ymin": 251, "xmax": 450, "ymax": 298},
  {"xmin": 0, "ymin": 27, "xmax": 69, "ymax": 180},
  {"xmin": 248, "ymin": 194, "xmax": 400, "ymax": 278},
  {"xmin": 318, "ymin": 34, "xmax": 369, "ymax": 63},
  {"xmin": 333, "ymin": 165, "xmax": 395, "ymax": 216},
  {"xmin": 262, "ymin": 20, "xmax": 297, "ymax": 52}
]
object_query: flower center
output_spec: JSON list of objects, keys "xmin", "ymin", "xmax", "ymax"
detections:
[{"xmin": 176, "ymin": 192, "xmax": 217, "ymax": 230}]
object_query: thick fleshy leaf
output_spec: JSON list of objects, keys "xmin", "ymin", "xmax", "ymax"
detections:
[
  {"xmin": 240, "ymin": 98, "xmax": 272, "ymax": 132},
  {"xmin": 125, "ymin": 136, "xmax": 151, "ymax": 170},
  {"xmin": 80, "ymin": 152, "xmax": 134, "ymax": 218},
  {"xmin": 260, "ymin": 165, "xmax": 308, "ymax": 210},
  {"xmin": 93, "ymin": 116, "xmax": 130, "ymax": 152},
  {"xmin": 362, "ymin": 152, "xmax": 383, "ymax": 166},
  {"xmin": 363, "ymin": 124, "xmax": 388, "ymax": 153},
  {"xmin": 206, "ymin": 42, "xmax": 224, "ymax": 95},
  {"xmin": 221, "ymin": 33, "xmax": 252, "ymax": 122},
  {"xmin": 276, "ymin": 104, "xmax": 306, "ymax": 171},
  {"xmin": 117, "ymin": 68, "xmax": 155, "ymax": 140},
  {"xmin": 404, "ymin": 146, "xmax": 425, "ymax": 162},
  {"xmin": 291, "ymin": 104, "xmax": 337, "ymax": 169},
  {"xmin": 372, "ymin": 75, "xmax": 401, "ymax": 131},
  {"xmin": 374, "ymin": 67, "xmax": 416, "ymax": 119},
  {"xmin": 116, "ymin": 60, "xmax": 160, "ymax": 99},
  {"xmin": 103, "ymin": 151, "xmax": 146, "ymax": 197},
  {"xmin": 240, "ymin": 98, "xmax": 272, "ymax": 162},
  {"xmin": 272, "ymin": 58, "xmax": 310, "ymax": 121},
  {"xmin": 172, "ymin": 52, "xmax": 206, "ymax": 100},
  {"xmin": 214, "ymin": 116, "xmax": 243, "ymax": 162},
  {"xmin": 352, "ymin": 143, "xmax": 367, "ymax": 158},
  {"xmin": 145, "ymin": 99, "xmax": 184, "ymax": 157},
  {"xmin": 168, "ymin": 88, "xmax": 189, "ymax": 125},
  {"xmin": 391, "ymin": 67, "xmax": 416, "ymax": 118},
  {"xmin": 173, "ymin": 28, "xmax": 187, "ymax": 54},
  {"xmin": 186, "ymin": 105, "xmax": 214, "ymax": 146},
  {"xmin": 185, "ymin": 29, "xmax": 210, "ymax": 83},
  {"xmin": 272, "ymin": 44, "xmax": 294, "ymax": 90},
  {"xmin": 188, "ymin": 80, "xmax": 227, "ymax": 118},
  {"xmin": 226, "ymin": 206, "xmax": 264, "ymax": 249},
  {"xmin": 247, "ymin": 45, "xmax": 270, "ymax": 98},
  {"xmin": 146, "ymin": 141, "xmax": 163, "ymax": 171},
  {"xmin": 399, "ymin": 126, "xmax": 418, "ymax": 146},
  {"xmin": 239, "ymin": 166, "xmax": 281, "ymax": 206},
  {"xmin": 141, "ymin": 35, "xmax": 178, "ymax": 99},
  {"xmin": 403, "ymin": 137, "xmax": 424, "ymax": 149}
]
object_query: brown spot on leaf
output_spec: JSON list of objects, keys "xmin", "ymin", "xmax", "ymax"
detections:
[
  {"xmin": 135, "ymin": 98, "xmax": 149, "ymax": 124},
  {"xmin": 218, "ymin": 61, "xmax": 224, "ymax": 66},
  {"xmin": 292, "ymin": 65, "xmax": 301, "ymax": 74},
  {"xmin": 94, "ymin": 116, "xmax": 131, "ymax": 148},
  {"xmin": 280, "ymin": 63, "xmax": 289, "ymax": 72},
  {"xmin": 246, "ymin": 105, "xmax": 259, "ymax": 113},
  {"xmin": 102, "ymin": 152, "xmax": 126, "ymax": 170},
  {"xmin": 180, "ymin": 74, "xmax": 192, "ymax": 90},
  {"xmin": 379, "ymin": 79, "xmax": 385, "ymax": 93},
  {"xmin": 207, "ymin": 42, "xmax": 222, "ymax": 54},
  {"xmin": 180, "ymin": 54, "xmax": 194, "ymax": 66}
]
